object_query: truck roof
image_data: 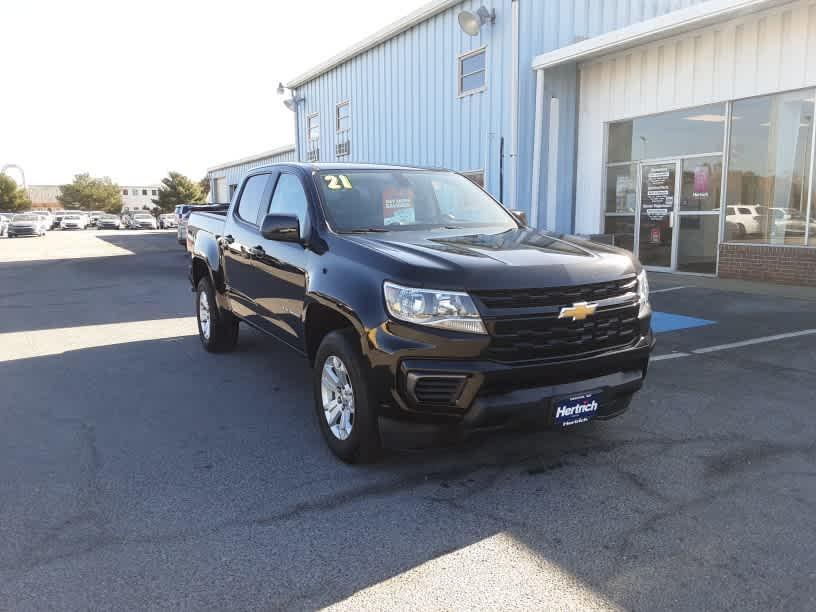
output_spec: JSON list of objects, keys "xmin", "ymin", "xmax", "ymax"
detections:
[{"xmin": 246, "ymin": 161, "xmax": 444, "ymax": 176}]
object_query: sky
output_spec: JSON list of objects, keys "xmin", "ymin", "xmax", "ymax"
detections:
[{"xmin": 0, "ymin": 0, "xmax": 429, "ymax": 186}]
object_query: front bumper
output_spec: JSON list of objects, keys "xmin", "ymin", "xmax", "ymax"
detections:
[
  {"xmin": 9, "ymin": 226, "xmax": 39, "ymax": 235},
  {"xmin": 367, "ymin": 311, "xmax": 654, "ymax": 445}
]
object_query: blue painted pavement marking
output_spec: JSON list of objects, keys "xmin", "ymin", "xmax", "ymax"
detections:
[{"xmin": 651, "ymin": 311, "xmax": 716, "ymax": 334}]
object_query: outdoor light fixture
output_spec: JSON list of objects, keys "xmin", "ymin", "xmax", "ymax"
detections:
[
  {"xmin": 457, "ymin": 6, "xmax": 495, "ymax": 36},
  {"xmin": 277, "ymin": 82, "xmax": 303, "ymax": 112}
]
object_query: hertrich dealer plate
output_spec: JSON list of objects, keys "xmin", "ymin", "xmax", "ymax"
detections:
[{"xmin": 553, "ymin": 391, "xmax": 601, "ymax": 427}]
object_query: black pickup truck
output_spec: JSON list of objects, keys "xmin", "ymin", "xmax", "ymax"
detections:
[{"xmin": 187, "ymin": 163, "xmax": 654, "ymax": 463}]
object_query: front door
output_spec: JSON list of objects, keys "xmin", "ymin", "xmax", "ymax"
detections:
[
  {"xmin": 250, "ymin": 171, "xmax": 310, "ymax": 348},
  {"xmin": 637, "ymin": 160, "xmax": 679, "ymax": 270},
  {"xmin": 635, "ymin": 156, "xmax": 723, "ymax": 274}
]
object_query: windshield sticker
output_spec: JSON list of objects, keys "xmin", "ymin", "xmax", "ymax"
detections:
[
  {"xmin": 383, "ymin": 187, "xmax": 416, "ymax": 225},
  {"xmin": 323, "ymin": 175, "xmax": 353, "ymax": 190}
]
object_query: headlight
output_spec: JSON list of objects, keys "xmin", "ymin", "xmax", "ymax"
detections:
[
  {"xmin": 637, "ymin": 269, "xmax": 650, "ymax": 315},
  {"xmin": 383, "ymin": 282, "xmax": 486, "ymax": 334}
]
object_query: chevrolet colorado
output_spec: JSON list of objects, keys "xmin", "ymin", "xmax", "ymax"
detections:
[{"xmin": 188, "ymin": 163, "xmax": 654, "ymax": 463}]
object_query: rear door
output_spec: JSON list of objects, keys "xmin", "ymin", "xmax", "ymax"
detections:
[
  {"xmin": 222, "ymin": 172, "xmax": 274, "ymax": 322},
  {"xmin": 250, "ymin": 171, "xmax": 311, "ymax": 347}
]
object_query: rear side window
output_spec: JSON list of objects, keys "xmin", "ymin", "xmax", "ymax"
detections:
[
  {"xmin": 738, "ymin": 207, "xmax": 751, "ymax": 215},
  {"xmin": 236, "ymin": 174, "xmax": 270, "ymax": 225},
  {"xmin": 268, "ymin": 173, "xmax": 310, "ymax": 236}
]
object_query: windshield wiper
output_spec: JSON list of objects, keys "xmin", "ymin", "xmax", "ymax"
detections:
[{"xmin": 340, "ymin": 227, "xmax": 390, "ymax": 233}]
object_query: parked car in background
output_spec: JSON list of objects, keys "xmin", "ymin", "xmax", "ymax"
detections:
[
  {"xmin": 33, "ymin": 211, "xmax": 54, "ymax": 231},
  {"xmin": 0, "ymin": 213, "xmax": 11, "ymax": 236},
  {"xmin": 53, "ymin": 210, "xmax": 69, "ymax": 228},
  {"xmin": 97, "ymin": 214, "xmax": 125, "ymax": 230},
  {"xmin": 767, "ymin": 207, "xmax": 816, "ymax": 237},
  {"xmin": 177, "ymin": 209, "xmax": 192, "ymax": 245},
  {"xmin": 8, "ymin": 213, "xmax": 49, "ymax": 237},
  {"xmin": 88, "ymin": 211, "xmax": 105, "ymax": 227},
  {"xmin": 187, "ymin": 163, "xmax": 654, "ymax": 463},
  {"xmin": 130, "ymin": 213, "xmax": 158, "ymax": 230},
  {"xmin": 159, "ymin": 214, "xmax": 177, "ymax": 229},
  {"xmin": 60, "ymin": 213, "xmax": 90, "ymax": 230},
  {"xmin": 175, "ymin": 204, "xmax": 194, "ymax": 226},
  {"xmin": 725, "ymin": 205, "xmax": 762, "ymax": 238}
]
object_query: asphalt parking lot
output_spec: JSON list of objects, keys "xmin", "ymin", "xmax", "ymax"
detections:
[{"xmin": 1, "ymin": 230, "xmax": 815, "ymax": 610}]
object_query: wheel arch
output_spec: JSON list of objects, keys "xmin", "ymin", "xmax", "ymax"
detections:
[{"xmin": 303, "ymin": 298, "xmax": 363, "ymax": 366}]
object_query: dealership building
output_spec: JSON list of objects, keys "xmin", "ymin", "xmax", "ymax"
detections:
[{"xmin": 210, "ymin": 0, "xmax": 816, "ymax": 285}]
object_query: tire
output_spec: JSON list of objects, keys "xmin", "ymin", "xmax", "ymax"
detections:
[
  {"xmin": 195, "ymin": 276, "xmax": 239, "ymax": 353},
  {"xmin": 313, "ymin": 329, "xmax": 381, "ymax": 464}
]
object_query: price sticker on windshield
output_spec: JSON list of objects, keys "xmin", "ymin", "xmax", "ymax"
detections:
[{"xmin": 323, "ymin": 175, "xmax": 353, "ymax": 190}]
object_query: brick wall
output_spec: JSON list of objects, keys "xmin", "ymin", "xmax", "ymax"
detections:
[{"xmin": 719, "ymin": 244, "xmax": 816, "ymax": 286}]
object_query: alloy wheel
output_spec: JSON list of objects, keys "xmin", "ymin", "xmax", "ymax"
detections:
[{"xmin": 320, "ymin": 356, "xmax": 355, "ymax": 440}]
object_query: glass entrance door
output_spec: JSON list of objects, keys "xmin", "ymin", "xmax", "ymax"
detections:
[
  {"xmin": 637, "ymin": 161, "xmax": 679, "ymax": 269},
  {"xmin": 676, "ymin": 156, "xmax": 722, "ymax": 274},
  {"xmin": 635, "ymin": 156, "xmax": 723, "ymax": 273}
]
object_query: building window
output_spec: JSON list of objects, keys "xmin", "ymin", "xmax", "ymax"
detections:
[
  {"xmin": 142, "ymin": 189, "xmax": 148, "ymax": 196},
  {"xmin": 122, "ymin": 189, "xmax": 128, "ymax": 196},
  {"xmin": 725, "ymin": 89, "xmax": 815, "ymax": 246},
  {"xmin": 151, "ymin": 189, "xmax": 157, "ymax": 196},
  {"xmin": 336, "ymin": 101, "xmax": 350, "ymax": 157},
  {"xmin": 307, "ymin": 113, "xmax": 320, "ymax": 161},
  {"xmin": 458, "ymin": 47, "xmax": 486, "ymax": 97}
]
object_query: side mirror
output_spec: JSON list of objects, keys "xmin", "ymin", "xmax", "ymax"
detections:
[
  {"xmin": 261, "ymin": 213, "xmax": 301, "ymax": 242},
  {"xmin": 509, "ymin": 209, "xmax": 528, "ymax": 226}
]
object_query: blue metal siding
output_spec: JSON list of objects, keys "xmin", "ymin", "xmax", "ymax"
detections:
[
  {"xmin": 295, "ymin": 0, "xmax": 512, "ymax": 198},
  {"xmin": 293, "ymin": 0, "xmax": 711, "ymax": 230},
  {"xmin": 207, "ymin": 148, "xmax": 296, "ymax": 199}
]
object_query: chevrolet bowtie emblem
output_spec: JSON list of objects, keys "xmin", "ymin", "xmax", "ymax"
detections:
[{"xmin": 558, "ymin": 301, "xmax": 598, "ymax": 321}]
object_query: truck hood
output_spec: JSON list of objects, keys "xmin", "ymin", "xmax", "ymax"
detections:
[{"xmin": 338, "ymin": 227, "xmax": 638, "ymax": 290}]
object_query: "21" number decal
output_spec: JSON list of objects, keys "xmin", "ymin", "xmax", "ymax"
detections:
[{"xmin": 323, "ymin": 175, "xmax": 353, "ymax": 190}]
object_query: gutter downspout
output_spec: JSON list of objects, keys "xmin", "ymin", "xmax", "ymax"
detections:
[
  {"xmin": 508, "ymin": 0, "xmax": 519, "ymax": 210},
  {"xmin": 530, "ymin": 69, "xmax": 544, "ymax": 227},
  {"xmin": 291, "ymin": 89, "xmax": 302, "ymax": 162}
]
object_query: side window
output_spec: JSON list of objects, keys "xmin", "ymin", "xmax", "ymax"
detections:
[
  {"xmin": 236, "ymin": 174, "xmax": 269, "ymax": 225},
  {"xmin": 268, "ymin": 173, "xmax": 310, "ymax": 237}
]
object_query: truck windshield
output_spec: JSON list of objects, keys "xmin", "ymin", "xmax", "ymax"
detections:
[{"xmin": 315, "ymin": 170, "xmax": 517, "ymax": 232}]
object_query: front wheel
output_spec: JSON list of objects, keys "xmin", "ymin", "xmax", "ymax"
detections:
[
  {"xmin": 196, "ymin": 276, "xmax": 238, "ymax": 352},
  {"xmin": 313, "ymin": 330, "xmax": 381, "ymax": 463}
]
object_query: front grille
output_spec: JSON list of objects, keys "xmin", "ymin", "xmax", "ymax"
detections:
[
  {"xmin": 411, "ymin": 376, "xmax": 466, "ymax": 406},
  {"xmin": 485, "ymin": 305, "xmax": 640, "ymax": 363},
  {"xmin": 473, "ymin": 276, "xmax": 636, "ymax": 310}
]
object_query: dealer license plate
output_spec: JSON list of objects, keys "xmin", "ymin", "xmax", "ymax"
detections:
[{"xmin": 553, "ymin": 391, "xmax": 601, "ymax": 427}]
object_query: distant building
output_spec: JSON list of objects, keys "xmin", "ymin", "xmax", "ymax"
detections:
[
  {"xmin": 206, "ymin": 145, "xmax": 296, "ymax": 203},
  {"xmin": 25, "ymin": 183, "xmax": 160, "ymax": 212},
  {"xmin": 27, "ymin": 185, "xmax": 61, "ymax": 210},
  {"xmin": 120, "ymin": 185, "xmax": 161, "ymax": 212}
]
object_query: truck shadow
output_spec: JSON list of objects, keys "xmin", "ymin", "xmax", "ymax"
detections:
[{"xmin": 3, "ymin": 325, "xmax": 813, "ymax": 609}]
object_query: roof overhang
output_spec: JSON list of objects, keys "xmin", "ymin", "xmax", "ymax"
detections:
[
  {"xmin": 207, "ymin": 144, "xmax": 296, "ymax": 174},
  {"xmin": 532, "ymin": 0, "xmax": 788, "ymax": 71},
  {"xmin": 286, "ymin": 0, "xmax": 462, "ymax": 88}
]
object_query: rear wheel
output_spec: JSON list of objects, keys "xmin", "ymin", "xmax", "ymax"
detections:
[
  {"xmin": 196, "ymin": 276, "xmax": 238, "ymax": 352},
  {"xmin": 313, "ymin": 330, "xmax": 381, "ymax": 463}
]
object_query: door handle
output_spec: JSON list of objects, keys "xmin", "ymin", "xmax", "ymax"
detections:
[
  {"xmin": 222, "ymin": 234, "xmax": 235, "ymax": 245},
  {"xmin": 248, "ymin": 246, "xmax": 265, "ymax": 257}
]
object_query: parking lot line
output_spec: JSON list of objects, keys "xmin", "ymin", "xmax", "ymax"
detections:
[
  {"xmin": 649, "ymin": 286, "xmax": 689, "ymax": 294},
  {"xmin": 652, "ymin": 328, "xmax": 816, "ymax": 362},
  {"xmin": 692, "ymin": 328, "xmax": 816, "ymax": 354},
  {"xmin": 651, "ymin": 352, "xmax": 691, "ymax": 361}
]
